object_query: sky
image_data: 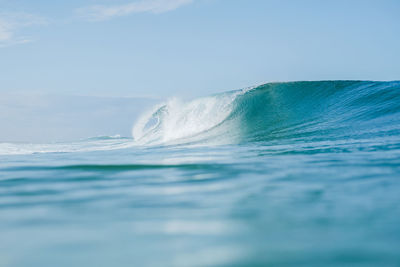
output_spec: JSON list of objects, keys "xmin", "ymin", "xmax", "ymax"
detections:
[
  {"xmin": 1, "ymin": 0, "xmax": 400, "ymax": 142},
  {"xmin": 0, "ymin": 0, "xmax": 399, "ymax": 98},
  {"xmin": 0, "ymin": 93, "xmax": 157, "ymax": 142}
]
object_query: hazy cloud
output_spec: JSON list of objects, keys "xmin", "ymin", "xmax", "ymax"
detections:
[
  {"xmin": 77, "ymin": 0, "xmax": 193, "ymax": 21},
  {"xmin": 0, "ymin": 13, "xmax": 46, "ymax": 47}
]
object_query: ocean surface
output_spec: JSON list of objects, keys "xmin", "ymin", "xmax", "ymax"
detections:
[{"xmin": 1, "ymin": 81, "xmax": 400, "ymax": 266}]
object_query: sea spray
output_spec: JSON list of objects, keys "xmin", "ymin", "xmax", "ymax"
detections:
[{"xmin": 132, "ymin": 88, "xmax": 251, "ymax": 145}]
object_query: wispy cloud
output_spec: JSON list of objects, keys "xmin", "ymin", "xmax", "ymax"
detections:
[
  {"xmin": 77, "ymin": 0, "xmax": 194, "ymax": 21},
  {"xmin": 0, "ymin": 13, "xmax": 46, "ymax": 47}
]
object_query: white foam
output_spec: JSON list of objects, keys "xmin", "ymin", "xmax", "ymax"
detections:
[
  {"xmin": 132, "ymin": 89, "xmax": 250, "ymax": 146},
  {"xmin": 0, "ymin": 137, "xmax": 134, "ymax": 155}
]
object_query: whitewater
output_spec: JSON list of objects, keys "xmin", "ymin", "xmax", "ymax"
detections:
[{"xmin": 1, "ymin": 81, "xmax": 400, "ymax": 266}]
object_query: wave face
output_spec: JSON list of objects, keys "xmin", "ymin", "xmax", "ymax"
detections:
[{"xmin": 132, "ymin": 81, "xmax": 400, "ymax": 145}]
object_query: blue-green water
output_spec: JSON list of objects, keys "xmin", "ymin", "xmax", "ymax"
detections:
[{"xmin": 1, "ymin": 81, "xmax": 400, "ymax": 266}]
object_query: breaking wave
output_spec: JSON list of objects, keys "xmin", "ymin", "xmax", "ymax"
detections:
[
  {"xmin": 132, "ymin": 81, "xmax": 400, "ymax": 146},
  {"xmin": 2, "ymin": 80, "xmax": 399, "ymax": 155}
]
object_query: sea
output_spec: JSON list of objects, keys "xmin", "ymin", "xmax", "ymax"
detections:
[{"xmin": 1, "ymin": 81, "xmax": 400, "ymax": 266}]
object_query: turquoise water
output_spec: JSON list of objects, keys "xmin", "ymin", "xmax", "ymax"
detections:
[{"xmin": 1, "ymin": 81, "xmax": 400, "ymax": 266}]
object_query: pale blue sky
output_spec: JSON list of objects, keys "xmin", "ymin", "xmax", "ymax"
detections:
[{"xmin": 1, "ymin": 0, "xmax": 399, "ymax": 98}]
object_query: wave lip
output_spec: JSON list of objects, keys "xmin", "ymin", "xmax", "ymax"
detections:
[{"xmin": 132, "ymin": 81, "xmax": 400, "ymax": 146}]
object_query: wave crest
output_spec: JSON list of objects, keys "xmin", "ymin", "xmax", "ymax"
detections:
[{"xmin": 132, "ymin": 88, "xmax": 252, "ymax": 145}]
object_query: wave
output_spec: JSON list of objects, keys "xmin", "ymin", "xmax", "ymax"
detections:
[
  {"xmin": 132, "ymin": 81, "xmax": 400, "ymax": 146},
  {"xmin": 2, "ymin": 80, "xmax": 399, "ymax": 155}
]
